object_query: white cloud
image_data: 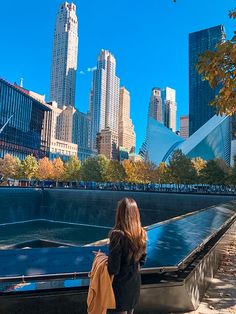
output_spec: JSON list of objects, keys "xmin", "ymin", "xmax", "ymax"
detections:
[
  {"xmin": 87, "ymin": 66, "xmax": 97, "ymax": 72},
  {"xmin": 79, "ymin": 66, "xmax": 97, "ymax": 75}
]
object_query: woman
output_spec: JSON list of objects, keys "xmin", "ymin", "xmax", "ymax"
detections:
[{"xmin": 107, "ymin": 198, "xmax": 147, "ymax": 314}]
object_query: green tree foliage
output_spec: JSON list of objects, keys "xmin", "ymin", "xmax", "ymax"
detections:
[
  {"xmin": 106, "ymin": 160, "xmax": 126, "ymax": 182},
  {"xmin": 64, "ymin": 156, "xmax": 81, "ymax": 181},
  {"xmin": 229, "ymin": 156, "xmax": 236, "ymax": 184},
  {"xmin": 168, "ymin": 149, "xmax": 197, "ymax": 184},
  {"xmin": 196, "ymin": 10, "xmax": 236, "ymax": 115},
  {"xmin": 2, "ymin": 153, "xmax": 236, "ymax": 186},
  {"xmin": 80, "ymin": 155, "xmax": 109, "ymax": 182},
  {"xmin": 21, "ymin": 155, "xmax": 38, "ymax": 180},
  {"xmin": 200, "ymin": 159, "xmax": 229, "ymax": 184},
  {"xmin": 0, "ymin": 154, "xmax": 22, "ymax": 181}
]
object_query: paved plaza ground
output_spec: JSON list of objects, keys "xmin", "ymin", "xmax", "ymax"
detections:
[{"xmin": 185, "ymin": 229, "xmax": 236, "ymax": 314}]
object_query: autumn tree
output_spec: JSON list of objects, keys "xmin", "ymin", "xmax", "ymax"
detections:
[
  {"xmin": 64, "ymin": 156, "xmax": 81, "ymax": 181},
  {"xmin": 191, "ymin": 157, "xmax": 207, "ymax": 182},
  {"xmin": 156, "ymin": 162, "xmax": 172, "ymax": 183},
  {"xmin": 0, "ymin": 154, "xmax": 22, "ymax": 181},
  {"xmin": 37, "ymin": 157, "xmax": 54, "ymax": 180},
  {"xmin": 229, "ymin": 9, "xmax": 236, "ymax": 19},
  {"xmin": 122, "ymin": 160, "xmax": 137, "ymax": 183},
  {"xmin": 168, "ymin": 150, "xmax": 197, "ymax": 184},
  {"xmin": 80, "ymin": 155, "xmax": 109, "ymax": 182},
  {"xmin": 52, "ymin": 158, "xmax": 65, "ymax": 181},
  {"xmin": 122, "ymin": 160, "xmax": 157, "ymax": 183},
  {"xmin": 196, "ymin": 9, "xmax": 236, "ymax": 114},
  {"xmin": 135, "ymin": 161, "xmax": 156, "ymax": 183},
  {"xmin": 106, "ymin": 160, "xmax": 126, "ymax": 182},
  {"xmin": 192, "ymin": 157, "xmax": 206, "ymax": 175},
  {"xmin": 21, "ymin": 155, "xmax": 38, "ymax": 180}
]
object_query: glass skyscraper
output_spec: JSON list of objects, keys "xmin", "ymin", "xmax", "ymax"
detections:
[
  {"xmin": 189, "ymin": 25, "xmax": 225, "ymax": 136},
  {"xmin": 0, "ymin": 78, "xmax": 51, "ymax": 160},
  {"xmin": 72, "ymin": 110, "xmax": 92, "ymax": 160}
]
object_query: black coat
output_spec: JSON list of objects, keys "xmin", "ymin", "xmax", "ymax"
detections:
[{"xmin": 107, "ymin": 230, "xmax": 146, "ymax": 311}]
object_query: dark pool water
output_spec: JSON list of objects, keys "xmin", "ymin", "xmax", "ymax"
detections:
[{"xmin": 0, "ymin": 220, "xmax": 110, "ymax": 248}]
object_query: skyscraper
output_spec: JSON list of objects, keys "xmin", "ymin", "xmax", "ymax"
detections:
[
  {"xmin": 141, "ymin": 86, "xmax": 177, "ymax": 160},
  {"xmin": 162, "ymin": 87, "xmax": 177, "ymax": 132},
  {"xmin": 180, "ymin": 115, "xmax": 189, "ymax": 140},
  {"xmin": 56, "ymin": 105, "xmax": 75, "ymax": 142},
  {"xmin": 189, "ymin": 25, "xmax": 225, "ymax": 136},
  {"xmin": 50, "ymin": 2, "xmax": 78, "ymax": 109},
  {"xmin": 148, "ymin": 87, "xmax": 176, "ymax": 131},
  {"xmin": 73, "ymin": 110, "xmax": 92, "ymax": 161},
  {"xmin": 148, "ymin": 88, "xmax": 163, "ymax": 123},
  {"xmin": 90, "ymin": 50, "xmax": 120, "ymax": 151},
  {"xmin": 119, "ymin": 87, "xmax": 136, "ymax": 152},
  {"xmin": 97, "ymin": 127, "xmax": 119, "ymax": 160}
]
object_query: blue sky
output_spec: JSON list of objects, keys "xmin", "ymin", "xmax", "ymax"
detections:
[{"xmin": 0, "ymin": 0, "xmax": 235, "ymax": 150}]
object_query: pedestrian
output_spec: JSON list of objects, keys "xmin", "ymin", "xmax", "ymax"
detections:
[{"xmin": 107, "ymin": 198, "xmax": 147, "ymax": 314}]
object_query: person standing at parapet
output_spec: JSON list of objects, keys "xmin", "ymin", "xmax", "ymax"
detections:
[{"xmin": 107, "ymin": 198, "xmax": 147, "ymax": 314}]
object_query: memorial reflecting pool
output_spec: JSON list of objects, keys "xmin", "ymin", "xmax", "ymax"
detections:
[
  {"xmin": 0, "ymin": 188, "xmax": 236, "ymax": 313},
  {"xmin": 0, "ymin": 220, "xmax": 110, "ymax": 248}
]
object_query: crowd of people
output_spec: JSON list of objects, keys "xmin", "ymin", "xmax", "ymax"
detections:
[{"xmin": 5, "ymin": 179, "xmax": 236, "ymax": 195}]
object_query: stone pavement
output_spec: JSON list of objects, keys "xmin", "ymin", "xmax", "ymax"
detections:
[{"xmin": 185, "ymin": 231, "xmax": 236, "ymax": 314}]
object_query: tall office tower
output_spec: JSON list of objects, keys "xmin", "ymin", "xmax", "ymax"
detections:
[
  {"xmin": 56, "ymin": 106, "xmax": 75, "ymax": 142},
  {"xmin": 141, "ymin": 86, "xmax": 177, "ymax": 160},
  {"xmin": 87, "ymin": 90, "xmax": 93, "ymax": 149},
  {"xmin": 147, "ymin": 87, "xmax": 176, "ymax": 131},
  {"xmin": 90, "ymin": 50, "xmax": 120, "ymax": 151},
  {"xmin": 162, "ymin": 87, "xmax": 177, "ymax": 132},
  {"xmin": 44, "ymin": 102, "xmax": 78, "ymax": 160},
  {"xmin": 97, "ymin": 128, "xmax": 119, "ymax": 160},
  {"xmin": 119, "ymin": 87, "xmax": 136, "ymax": 152},
  {"xmin": 148, "ymin": 88, "xmax": 163, "ymax": 123},
  {"xmin": 189, "ymin": 25, "xmax": 225, "ymax": 135},
  {"xmin": 73, "ymin": 110, "xmax": 92, "ymax": 161},
  {"xmin": 180, "ymin": 115, "xmax": 189, "ymax": 140},
  {"xmin": 50, "ymin": 2, "xmax": 78, "ymax": 109}
]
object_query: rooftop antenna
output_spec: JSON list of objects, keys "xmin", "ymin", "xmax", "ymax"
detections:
[{"xmin": 20, "ymin": 78, "xmax": 23, "ymax": 88}]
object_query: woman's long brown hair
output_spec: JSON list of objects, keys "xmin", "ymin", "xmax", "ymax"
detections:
[{"xmin": 112, "ymin": 198, "xmax": 146, "ymax": 262}]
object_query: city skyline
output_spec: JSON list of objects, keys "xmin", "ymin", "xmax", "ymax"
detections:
[{"xmin": 0, "ymin": 0, "xmax": 235, "ymax": 150}]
